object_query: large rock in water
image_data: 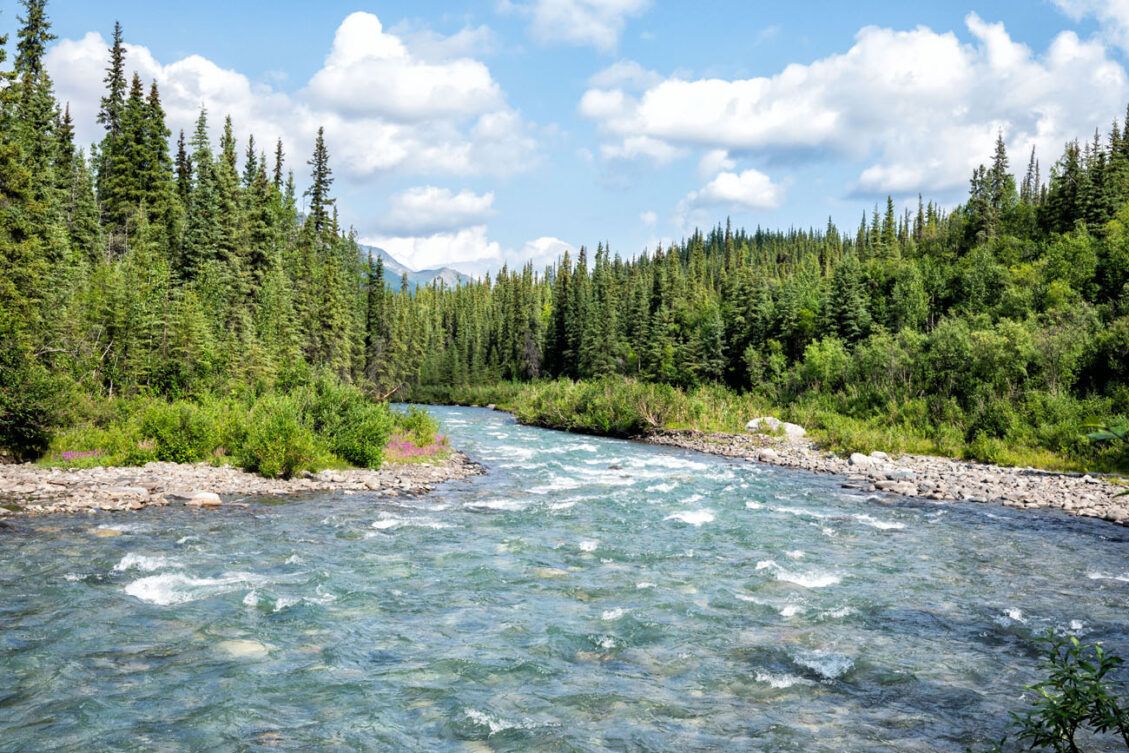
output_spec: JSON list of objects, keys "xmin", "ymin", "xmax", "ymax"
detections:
[
  {"xmin": 746, "ymin": 417, "xmax": 806, "ymax": 440},
  {"xmin": 216, "ymin": 639, "xmax": 270, "ymax": 659},
  {"xmin": 185, "ymin": 491, "xmax": 222, "ymax": 507}
]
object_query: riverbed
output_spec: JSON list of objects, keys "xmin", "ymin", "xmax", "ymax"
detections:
[{"xmin": 2, "ymin": 406, "xmax": 1127, "ymax": 752}]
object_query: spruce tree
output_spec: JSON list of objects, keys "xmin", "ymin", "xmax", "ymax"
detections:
[{"xmin": 304, "ymin": 127, "xmax": 334, "ymax": 238}]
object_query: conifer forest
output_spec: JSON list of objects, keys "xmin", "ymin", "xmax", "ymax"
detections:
[{"xmin": 1, "ymin": 0, "xmax": 1128, "ymax": 472}]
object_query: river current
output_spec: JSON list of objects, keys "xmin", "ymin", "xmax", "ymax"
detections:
[{"xmin": 2, "ymin": 406, "xmax": 1128, "ymax": 752}]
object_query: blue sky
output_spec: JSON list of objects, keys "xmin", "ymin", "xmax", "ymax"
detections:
[{"xmin": 6, "ymin": 0, "xmax": 1129, "ymax": 274}]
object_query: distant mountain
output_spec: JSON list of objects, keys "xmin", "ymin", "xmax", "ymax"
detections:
[{"xmin": 357, "ymin": 244, "xmax": 473, "ymax": 291}]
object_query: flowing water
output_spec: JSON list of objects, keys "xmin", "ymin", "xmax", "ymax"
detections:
[{"xmin": 2, "ymin": 406, "xmax": 1128, "ymax": 752}]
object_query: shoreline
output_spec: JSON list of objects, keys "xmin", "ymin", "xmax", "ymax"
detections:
[
  {"xmin": 0, "ymin": 452, "xmax": 483, "ymax": 518},
  {"xmin": 644, "ymin": 428, "xmax": 1129, "ymax": 526}
]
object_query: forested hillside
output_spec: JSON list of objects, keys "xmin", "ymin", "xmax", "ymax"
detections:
[
  {"xmin": 0, "ymin": 1, "xmax": 1126, "ymax": 470},
  {"xmin": 393, "ymin": 137, "xmax": 1129, "ymax": 468},
  {"xmin": 0, "ymin": 4, "xmax": 407, "ymax": 464}
]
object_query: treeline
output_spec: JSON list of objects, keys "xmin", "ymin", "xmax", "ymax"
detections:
[
  {"xmin": 0, "ymin": 2, "xmax": 400, "ymax": 459},
  {"xmin": 2, "ymin": 1, "xmax": 1128, "ymax": 469},
  {"xmin": 392, "ymin": 134, "xmax": 1129, "ymax": 467}
]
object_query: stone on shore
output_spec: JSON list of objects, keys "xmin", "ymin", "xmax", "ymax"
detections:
[
  {"xmin": 0, "ymin": 452, "xmax": 483, "ymax": 518},
  {"xmin": 746, "ymin": 417, "xmax": 806, "ymax": 440},
  {"xmin": 642, "ymin": 429, "xmax": 1128, "ymax": 527}
]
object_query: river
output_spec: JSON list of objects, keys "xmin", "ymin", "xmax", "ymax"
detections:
[{"xmin": 2, "ymin": 405, "xmax": 1128, "ymax": 752}]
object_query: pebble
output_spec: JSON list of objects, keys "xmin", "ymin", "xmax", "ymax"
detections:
[
  {"xmin": 645, "ymin": 430, "xmax": 1129, "ymax": 526},
  {"xmin": 0, "ymin": 454, "xmax": 483, "ymax": 518}
]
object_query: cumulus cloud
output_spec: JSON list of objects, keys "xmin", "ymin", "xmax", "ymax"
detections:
[
  {"xmin": 363, "ymin": 227, "xmax": 574, "ymax": 277},
  {"xmin": 698, "ymin": 149, "xmax": 735, "ymax": 179},
  {"xmin": 366, "ymin": 225, "xmax": 504, "ymax": 273},
  {"xmin": 675, "ymin": 168, "xmax": 783, "ymax": 231},
  {"xmin": 600, "ymin": 134, "xmax": 684, "ymax": 164},
  {"xmin": 682, "ymin": 169, "xmax": 783, "ymax": 211},
  {"xmin": 515, "ymin": 236, "xmax": 574, "ymax": 269},
  {"xmin": 580, "ymin": 14, "xmax": 1129, "ymax": 194},
  {"xmin": 506, "ymin": 0, "xmax": 650, "ymax": 51},
  {"xmin": 305, "ymin": 13, "xmax": 502, "ymax": 121},
  {"xmin": 47, "ymin": 13, "xmax": 537, "ymax": 181},
  {"xmin": 1054, "ymin": 0, "xmax": 1129, "ymax": 53},
  {"xmin": 378, "ymin": 186, "xmax": 495, "ymax": 235},
  {"xmin": 588, "ymin": 59, "xmax": 662, "ymax": 89}
]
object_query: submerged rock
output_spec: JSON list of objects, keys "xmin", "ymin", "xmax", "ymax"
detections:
[{"xmin": 216, "ymin": 639, "xmax": 270, "ymax": 659}]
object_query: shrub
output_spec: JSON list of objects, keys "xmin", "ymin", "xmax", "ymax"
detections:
[
  {"xmin": 237, "ymin": 394, "xmax": 319, "ymax": 479},
  {"xmin": 392, "ymin": 405, "xmax": 440, "ymax": 448},
  {"xmin": 0, "ymin": 321, "xmax": 64, "ymax": 461},
  {"xmin": 991, "ymin": 633, "xmax": 1129, "ymax": 752},
  {"xmin": 332, "ymin": 400, "xmax": 392, "ymax": 468},
  {"xmin": 300, "ymin": 375, "xmax": 392, "ymax": 468},
  {"xmin": 138, "ymin": 400, "xmax": 220, "ymax": 463}
]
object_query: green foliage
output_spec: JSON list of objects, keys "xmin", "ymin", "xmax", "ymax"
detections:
[
  {"xmin": 0, "ymin": 324, "xmax": 63, "ymax": 460},
  {"xmin": 138, "ymin": 400, "xmax": 220, "ymax": 463},
  {"xmin": 237, "ymin": 393, "xmax": 319, "ymax": 479},
  {"xmin": 392, "ymin": 405, "xmax": 440, "ymax": 448},
  {"xmin": 992, "ymin": 634, "xmax": 1129, "ymax": 753},
  {"xmin": 4, "ymin": 2, "xmax": 1129, "ymax": 480}
]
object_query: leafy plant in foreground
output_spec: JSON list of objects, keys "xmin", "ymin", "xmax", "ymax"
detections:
[{"xmin": 984, "ymin": 634, "xmax": 1129, "ymax": 752}]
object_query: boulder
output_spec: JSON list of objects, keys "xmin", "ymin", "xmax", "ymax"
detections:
[
  {"xmin": 886, "ymin": 467, "xmax": 916, "ymax": 481},
  {"xmin": 757, "ymin": 448, "xmax": 780, "ymax": 462},
  {"xmin": 746, "ymin": 416, "xmax": 806, "ymax": 440},
  {"xmin": 849, "ymin": 452, "xmax": 878, "ymax": 467},
  {"xmin": 870, "ymin": 451, "xmax": 890, "ymax": 461},
  {"xmin": 185, "ymin": 491, "xmax": 222, "ymax": 507},
  {"xmin": 216, "ymin": 639, "xmax": 270, "ymax": 659}
]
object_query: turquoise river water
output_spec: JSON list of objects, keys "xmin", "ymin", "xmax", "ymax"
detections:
[{"xmin": 2, "ymin": 406, "xmax": 1128, "ymax": 752}]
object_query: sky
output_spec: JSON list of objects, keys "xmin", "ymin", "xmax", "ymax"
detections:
[{"xmin": 5, "ymin": 0, "xmax": 1129, "ymax": 275}]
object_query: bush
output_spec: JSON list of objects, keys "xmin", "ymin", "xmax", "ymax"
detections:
[
  {"xmin": 138, "ymin": 400, "xmax": 220, "ymax": 463},
  {"xmin": 0, "ymin": 320, "xmax": 64, "ymax": 461},
  {"xmin": 332, "ymin": 400, "xmax": 392, "ymax": 468},
  {"xmin": 985, "ymin": 633, "xmax": 1129, "ymax": 752},
  {"xmin": 393, "ymin": 405, "xmax": 440, "ymax": 447},
  {"xmin": 301, "ymin": 375, "xmax": 392, "ymax": 468},
  {"xmin": 237, "ymin": 394, "xmax": 320, "ymax": 479}
]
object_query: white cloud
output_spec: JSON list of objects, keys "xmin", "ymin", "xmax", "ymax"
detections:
[
  {"xmin": 392, "ymin": 22, "xmax": 499, "ymax": 61},
  {"xmin": 697, "ymin": 149, "xmax": 735, "ymax": 179},
  {"xmin": 682, "ymin": 169, "xmax": 783, "ymax": 212},
  {"xmin": 305, "ymin": 13, "xmax": 502, "ymax": 121},
  {"xmin": 366, "ymin": 225, "xmax": 504, "ymax": 272},
  {"xmin": 514, "ymin": 236, "xmax": 574, "ymax": 269},
  {"xmin": 1054, "ymin": 0, "xmax": 1129, "ymax": 52},
  {"xmin": 508, "ymin": 0, "xmax": 651, "ymax": 51},
  {"xmin": 600, "ymin": 134, "xmax": 684, "ymax": 164},
  {"xmin": 47, "ymin": 14, "xmax": 536, "ymax": 182},
  {"xmin": 588, "ymin": 59, "xmax": 662, "ymax": 89},
  {"xmin": 640, "ymin": 210, "xmax": 657, "ymax": 226},
  {"xmin": 580, "ymin": 14, "xmax": 1129, "ymax": 194},
  {"xmin": 363, "ymin": 228, "xmax": 574, "ymax": 277},
  {"xmin": 378, "ymin": 186, "xmax": 495, "ymax": 235}
]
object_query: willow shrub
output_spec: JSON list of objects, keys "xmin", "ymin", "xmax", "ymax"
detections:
[
  {"xmin": 41, "ymin": 377, "xmax": 398, "ymax": 477},
  {"xmin": 238, "ymin": 394, "xmax": 321, "ymax": 479},
  {"xmin": 512, "ymin": 378, "xmax": 684, "ymax": 437}
]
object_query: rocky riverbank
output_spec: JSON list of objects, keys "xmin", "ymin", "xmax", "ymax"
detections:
[
  {"xmin": 0, "ymin": 452, "xmax": 483, "ymax": 517},
  {"xmin": 645, "ymin": 428, "xmax": 1129, "ymax": 526}
]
